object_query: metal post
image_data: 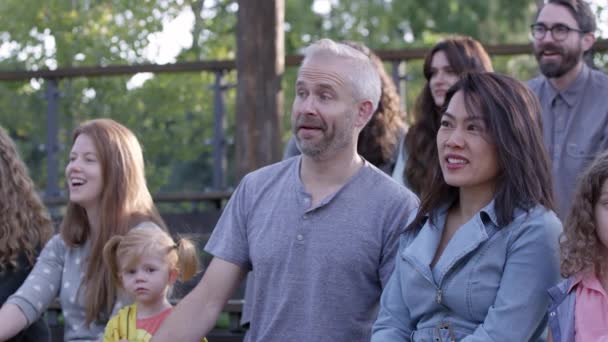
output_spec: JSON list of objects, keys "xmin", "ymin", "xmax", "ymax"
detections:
[
  {"xmin": 212, "ymin": 70, "xmax": 226, "ymax": 190},
  {"xmin": 392, "ymin": 60, "xmax": 409, "ymax": 114},
  {"xmin": 401, "ymin": 60, "xmax": 408, "ymax": 113},
  {"xmin": 391, "ymin": 60, "xmax": 401, "ymax": 95},
  {"xmin": 391, "ymin": 61, "xmax": 407, "ymax": 112},
  {"xmin": 45, "ymin": 78, "xmax": 60, "ymax": 199}
]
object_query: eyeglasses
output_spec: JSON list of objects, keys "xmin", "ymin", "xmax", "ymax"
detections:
[{"xmin": 530, "ymin": 23, "xmax": 586, "ymax": 41}]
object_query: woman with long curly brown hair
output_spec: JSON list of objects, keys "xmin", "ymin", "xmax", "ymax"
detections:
[
  {"xmin": 0, "ymin": 119, "xmax": 166, "ymax": 341},
  {"xmin": 547, "ymin": 150, "xmax": 608, "ymax": 342},
  {"xmin": 0, "ymin": 126, "xmax": 53, "ymax": 342},
  {"xmin": 402, "ymin": 36, "xmax": 492, "ymax": 196},
  {"xmin": 284, "ymin": 40, "xmax": 406, "ymax": 175}
]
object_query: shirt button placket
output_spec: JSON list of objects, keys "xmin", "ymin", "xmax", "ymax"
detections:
[
  {"xmin": 303, "ymin": 197, "xmax": 310, "ymax": 207},
  {"xmin": 298, "ymin": 213, "xmax": 308, "ymax": 242},
  {"xmin": 299, "ymin": 198, "xmax": 310, "ymax": 243}
]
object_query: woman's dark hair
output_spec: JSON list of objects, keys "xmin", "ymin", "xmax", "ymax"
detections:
[
  {"xmin": 404, "ymin": 36, "xmax": 493, "ymax": 196},
  {"xmin": 408, "ymin": 72, "xmax": 555, "ymax": 230}
]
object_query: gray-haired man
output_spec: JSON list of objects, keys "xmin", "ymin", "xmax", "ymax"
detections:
[{"xmin": 152, "ymin": 38, "xmax": 418, "ymax": 342}]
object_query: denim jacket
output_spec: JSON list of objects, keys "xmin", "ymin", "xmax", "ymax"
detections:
[
  {"xmin": 372, "ymin": 202, "xmax": 562, "ymax": 341},
  {"xmin": 547, "ymin": 277, "xmax": 576, "ymax": 342}
]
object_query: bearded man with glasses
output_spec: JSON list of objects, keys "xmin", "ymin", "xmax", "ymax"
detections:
[{"xmin": 528, "ymin": 0, "xmax": 608, "ymax": 219}]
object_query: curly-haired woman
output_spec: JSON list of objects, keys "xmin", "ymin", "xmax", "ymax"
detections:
[
  {"xmin": 547, "ymin": 150, "xmax": 608, "ymax": 342},
  {"xmin": 0, "ymin": 126, "xmax": 54, "ymax": 342}
]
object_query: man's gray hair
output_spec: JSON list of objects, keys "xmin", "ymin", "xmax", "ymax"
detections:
[{"xmin": 302, "ymin": 38, "xmax": 381, "ymax": 112}]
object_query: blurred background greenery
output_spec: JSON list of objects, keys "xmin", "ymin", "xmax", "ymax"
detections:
[{"xmin": 0, "ymin": 0, "xmax": 606, "ymax": 194}]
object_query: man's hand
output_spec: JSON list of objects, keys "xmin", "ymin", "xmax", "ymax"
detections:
[{"xmin": 151, "ymin": 258, "xmax": 246, "ymax": 342}]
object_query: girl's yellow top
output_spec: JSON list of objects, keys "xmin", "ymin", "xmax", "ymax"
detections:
[{"xmin": 103, "ymin": 304, "xmax": 207, "ymax": 342}]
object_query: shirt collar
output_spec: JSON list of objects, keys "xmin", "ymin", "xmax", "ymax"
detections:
[
  {"xmin": 426, "ymin": 198, "xmax": 499, "ymax": 228},
  {"xmin": 568, "ymin": 269, "xmax": 603, "ymax": 293},
  {"xmin": 545, "ymin": 63, "xmax": 590, "ymax": 107},
  {"xmin": 295, "ymin": 155, "xmax": 369, "ymax": 210},
  {"xmin": 479, "ymin": 199, "xmax": 499, "ymax": 227}
]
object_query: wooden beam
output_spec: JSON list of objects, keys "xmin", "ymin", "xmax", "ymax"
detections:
[
  {"xmin": 234, "ymin": 0, "xmax": 284, "ymax": 178},
  {"xmin": 0, "ymin": 60, "xmax": 235, "ymax": 81},
  {"xmin": 374, "ymin": 39, "xmax": 608, "ymax": 62},
  {"xmin": 43, "ymin": 191, "xmax": 232, "ymax": 206},
  {"xmin": 1, "ymin": 40, "xmax": 606, "ymax": 81}
]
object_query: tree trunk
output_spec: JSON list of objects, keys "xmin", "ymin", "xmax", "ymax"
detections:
[
  {"xmin": 235, "ymin": 0, "xmax": 284, "ymax": 180},
  {"xmin": 189, "ymin": 0, "xmax": 206, "ymax": 58}
]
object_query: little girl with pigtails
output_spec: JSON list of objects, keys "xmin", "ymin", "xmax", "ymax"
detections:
[{"xmin": 102, "ymin": 225, "xmax": 207, "ymax": 342}]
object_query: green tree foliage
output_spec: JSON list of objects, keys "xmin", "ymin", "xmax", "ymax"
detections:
[
  {"xmin": 285, "ymin": 0, "xmax": 537, "ymax": 52},
  {"xmin": 0, "ymin": 0, "xmax": 236, "ymax": 195}
]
